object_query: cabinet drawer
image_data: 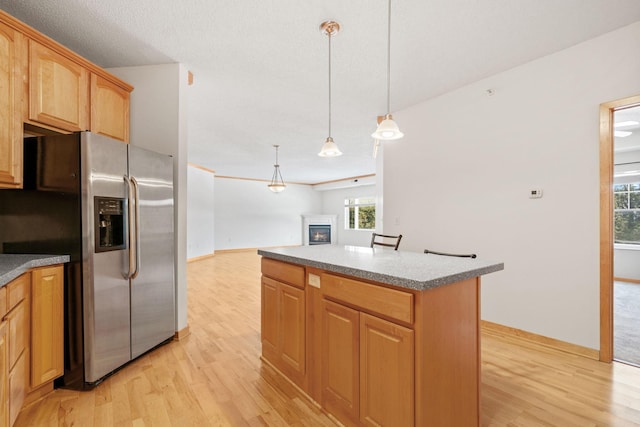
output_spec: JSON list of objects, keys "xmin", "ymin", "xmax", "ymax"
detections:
[
  {"xmin": 322, "ymin": 274, "xmax": 414, "ymax": 325},
  {"xmin": 7, "ymin": 273, "xmax": 29, "ymax": 310},
  {"xmin": 261, "ymin": 258, "xmax": 305, "ymax": 289}
]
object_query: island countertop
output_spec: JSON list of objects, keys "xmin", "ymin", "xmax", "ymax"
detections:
[
  {"xmin": 0, "ymin": 254, "xmax": 70, "ymax": 287},
  {"xmin": 258, "ymin": 245, "xmax": 503, "ymax": 291}
]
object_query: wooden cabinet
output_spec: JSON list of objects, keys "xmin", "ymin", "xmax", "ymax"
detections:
[
  {"xmin": 320, "ymin": 282, "xmax": 414, "ymax": 427},
  {"xmin": 30, "ymin": 266, "xmax": 63, "ymax": 388},
  {"xmin": 0, "ymin": 321, "xmax": 8, "ymax": 427},
  {"xmin": 4, "ymin": 275, "xmax": 29, "ymax": 427},
  {"xmin": 261, "ymin": 255, "xmax": 484, "ymax": 427},
  {"xmin": 261, "ymin": 258, "xmax": 306, "ymax": 388},
  {"xmin": 0, "ymin": 22, "xmax": 23, "ymax": 188},
  {"xmin": 0, "ymin": 265, "xmax": 64, "ymax": 427},
  {"xmin": 0, "ymin": 10, "xmax": 133, "ymax": 191},
  {"xmin": 7, "ymin": 349, "xmax": 26, "ymax": 427},
  {"xmin": 359, "ymin": 313, "xmax": 413, "ymax": 427},
  {"xmin": 321, "ymin": 299, "xmax": 359, "ymax": 424},
  {"xmin": 28, "ymin": 40, "xmax": 90, "ymax": 132},
  {"xmin": 91, "ymin": 74, "xmax": 130, "ymax": 142},
  {"xmin": 261, "ymin": 276, "xmax": 306, "ymax": 386}
]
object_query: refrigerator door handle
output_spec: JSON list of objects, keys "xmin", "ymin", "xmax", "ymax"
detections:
[
  {"xmin": 130, "ymin": 176, "xmax": 141, "ymax": 279},
  {"xmin": 124, "ymin": 175, "xmax": 136, "ymax": 279}
]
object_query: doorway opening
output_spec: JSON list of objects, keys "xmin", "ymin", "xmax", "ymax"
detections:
[{"xmin": 600, "ymin": 95, "xmax": 640, "ymax": 365}]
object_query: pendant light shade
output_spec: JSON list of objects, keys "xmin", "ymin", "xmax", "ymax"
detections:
[
  {"xmin": 373, "ymin": 0, "xmax": 403, "ymax": 141},
  {"xmin": 319, "ymin": 136, "xmax": 342, "ymax": 157},
  {"xmin": 268, "ymin": 145, "xmax": 286, "ymax": 193},
  {"xmin": 372, "ymin": 113, "xmax": 404, "ymax": 140},
  {"xmin": 318, "ymin": 21, "xmax": 343, "ymax": 157}
]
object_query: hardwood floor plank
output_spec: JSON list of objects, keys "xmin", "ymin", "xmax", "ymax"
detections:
[{"xmin": 13, "ymin": 251, "xmax": 640, "ymax": 426}]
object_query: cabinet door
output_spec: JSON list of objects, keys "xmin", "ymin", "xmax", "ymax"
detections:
[
  {"xmin": 279, "ymin": 282, "xmax": 305, "ymax": 377},
  {"xmin": 360, "ymin": 313, "xmax": 414, "ymax": 427},
  {"xmin": 91, "ymin": 74, "xmax": 130, "ymax": 142},
  {"xmin": 6, "ymin": 299, "xmax": 28, "ymax": 370},
  {"xmin": 261, "ymin": 277, "xmax": 279, "ymax": 359},
  {"xmin": 30, "ymin": 266, "xmax": 64, "ymax": 388},
  {"xmin": 0, "ymin": 22, "xmax": 23, "ymax": 188},
  {"xmin": 261, "ymin": 277, "xmax": 306, "ymax": 385},
  {"xmin": 29, "ymin": 40, "xmax": 89, "ymax": 132},
  {"xmin": 0, "ymin": 321, "xmax": 8, "ymax": 427},
  {"xmin": 7, "ymin": 350, "xmax": 27, "ymax": 427},
  {"xmin": 321, "ymin": 300, "xmax": 359, "ymax": 425}
]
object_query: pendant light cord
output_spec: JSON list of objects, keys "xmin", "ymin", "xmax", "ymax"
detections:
[
  {"xmin": 328, "ymin": 30, "xmax": 332, "ymax": 138},
  {"xmin": 386, "ymin": 0, "xmax": 391, "ymax": 115}
]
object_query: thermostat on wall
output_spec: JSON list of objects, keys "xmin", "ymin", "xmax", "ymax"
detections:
[{"xmin": 529, "ymin": 189, "xmax": 543, "ymax": 199}]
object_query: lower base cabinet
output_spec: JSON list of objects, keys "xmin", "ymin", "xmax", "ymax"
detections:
[
  {"xmin": 0, "ymin": 321, "xmax": 8, "ymax": 427},
  {"xmin": 30, "ymin": 266, "xmax": 64, "ymax": 388},
  {"xmin": 321, "ymin": 300, "xmax": 359, "ymax": 424},
  {"xmin": 261, "ymin": 258, "xmax": 482, "ymax": 427},
  {"xmin": 359, "ymin": 312, "xmax": 414, "ymax": 427},
  {"xmin": 0, "ymin": 264, "xmax": 64, "ymax": 427},
  {"xmin": 321, "ymin": 300, "xmax": 414, "ymax": 427},
  {"xmin": 7, "ymin": 350, "xmax": 27, "ymax": 427},
  {"xmin": 261, "ymin": 276, "xmax": 306, "ymax": 387}
]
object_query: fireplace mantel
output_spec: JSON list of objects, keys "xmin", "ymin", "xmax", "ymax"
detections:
[{"xmin": 302, "ymin": 214, "xmax": 338, "ymax": 245}]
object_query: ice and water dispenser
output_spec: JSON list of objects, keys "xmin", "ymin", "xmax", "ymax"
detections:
[{"xmin": 94, "ymin": 197, "xmax": 126, "ymax": 252}]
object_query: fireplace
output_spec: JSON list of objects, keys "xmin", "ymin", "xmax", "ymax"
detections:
[
  {"xmin": 309, "ymin": 224, "xmax": 331, "ymax": 245},
  {"xmin": 302, "ymin": 214, "xmax": 337, "ymax": 245}
]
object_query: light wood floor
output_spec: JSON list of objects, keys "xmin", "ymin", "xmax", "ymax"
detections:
[{"xmin": 15, "ymin": 251, "xmax": 640, "ymax": 426}]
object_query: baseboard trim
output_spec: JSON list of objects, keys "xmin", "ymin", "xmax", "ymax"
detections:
[
  {"xmin": 215, "ymin": 245, "xmax": 302, "ymax": 255},
  {"xmin": 214, "ymin": 248, "xmax": 258, "ymax": 254},
  {"xmin": 481, "ymin": 320, "xmax": 600, "ymax": 360},
  {"xmin": 614, "ymin": 276, "xmax": 640, "ymax": 284},
  {"xmin": 187, "ymin": 253, "xmax": 215, "ymax": 263},
  {"xmin": 174, "ymin": 325, "xmax": 191, "ymax": 340}
]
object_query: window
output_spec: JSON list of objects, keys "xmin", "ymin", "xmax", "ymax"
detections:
[
  {"xmin": 345, "ymin": 197, "xmax": 375, "ymax": 230},
  {"xmin": 614, "ymin": 183, "xmax": 640, "ymax": 244}
]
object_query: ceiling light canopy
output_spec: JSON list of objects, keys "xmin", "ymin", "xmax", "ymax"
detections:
[
  {"xmin": 268, "ymin": 145, "xmax": 286, "ymax": 193},
  {"xmin": 372, "ymin": 0, "xmax": 403, "ymax": 141},
  {"xmin": 318, "ymin": 20, "xmax": 343, "ymax": 157}
]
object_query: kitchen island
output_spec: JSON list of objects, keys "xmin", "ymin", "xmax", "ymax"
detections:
[{"xmin": 258, "ymin": 245, "xmax": 503, "ymax": 427}]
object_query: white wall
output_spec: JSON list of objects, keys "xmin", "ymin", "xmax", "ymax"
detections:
[
  {"xmin": 187, "ymin": 165, "xmax": 215, "ymax": 259},
  {"xmin": 319, "ymin": 185, "xmax": 376, "ymax": 247},
  {"xmin": 214, "ymin": 178, "xmax": 322, "ymax": 250},
  {"xmin": 108, "ymin": 63, "xmax": 190, "ymax": 333},
  {"xmin": 382, "ymin": 21, "xmax": 640, "ymax": 350}
]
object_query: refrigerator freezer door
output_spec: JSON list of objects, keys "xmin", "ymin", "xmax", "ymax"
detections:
[
  {"xmin": 81, "ymin": 132, "xmax": 131, "ymax": 383},
  {"xmin": 128, "ymin": 145, "xmax": 176, "ymax": 358}
]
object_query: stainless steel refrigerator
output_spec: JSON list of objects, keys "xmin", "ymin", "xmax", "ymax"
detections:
[
  {"xmin": 80, "ymin": 132, "xmax": 176, "ymax": 385},
  {"xmin": 0, "ymin": 131, "xmax": 176, "ymax": 389}
]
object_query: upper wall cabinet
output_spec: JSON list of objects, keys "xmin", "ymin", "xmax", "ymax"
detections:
[
  {"xmin": 28, "ymin": 40, "xmax": 90, "ymax": 132},
  {"xmin": 91, "ymin": 74, "xmax": 130, "ymax": 143},
  {"xmin": 0, "ymin": 22, "xmax": 24, "ymax": 188},
  {"xmin": 0, "ymin": 9, "xmax": 133, "ymax": 188}
]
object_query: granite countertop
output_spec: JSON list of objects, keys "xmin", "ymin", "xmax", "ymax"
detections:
[
  {"xmin": 0, "ymin": 254, "xmax": 70, "ymax": 287},
  {"xmin": 258, "ymin": 245, "xmax": 504, "ymax": 291}
]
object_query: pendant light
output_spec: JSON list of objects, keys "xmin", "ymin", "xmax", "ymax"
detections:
[
  {"xmin": 372, "ymin": 0, "xmax": 404, "ymax": 141},
  {"xmin": 268, "ymin": 145, "xmax": 286, "ymax": 193},
  {"xmin": 318, "ymin": 21, "xmax": 343, "ymax": 157}
]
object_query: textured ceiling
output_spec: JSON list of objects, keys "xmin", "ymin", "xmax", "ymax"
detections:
[{"xmin": 2, "ymin": 0, "xmax": 640, "ymax": 183}]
